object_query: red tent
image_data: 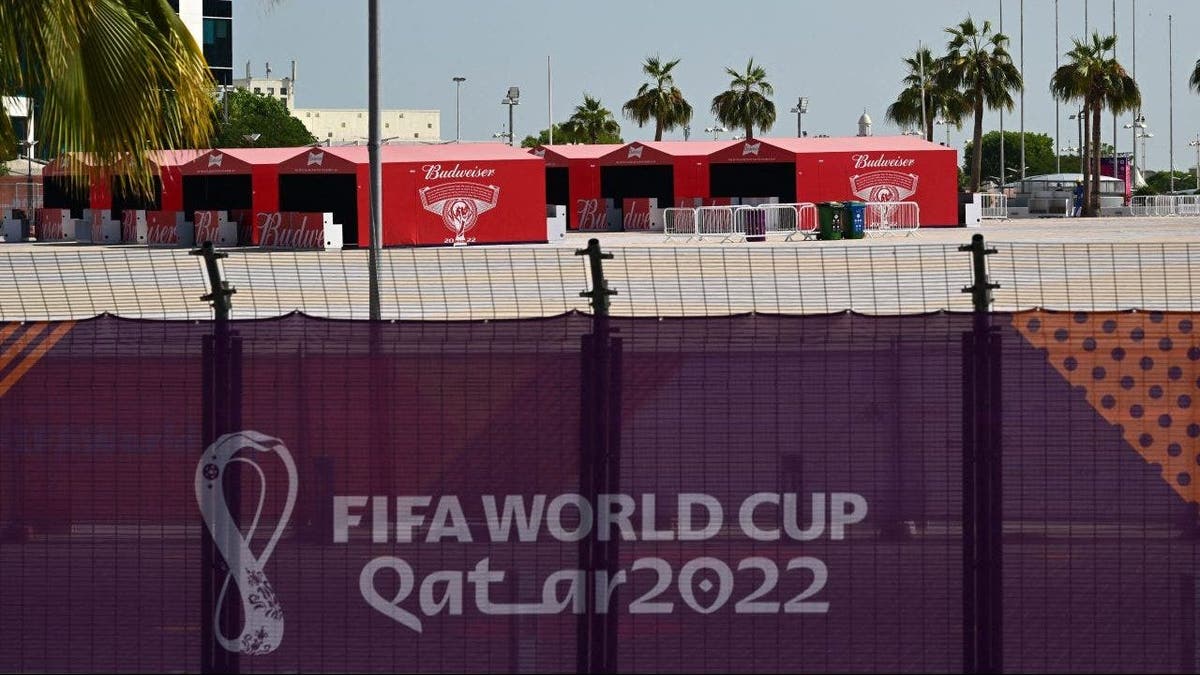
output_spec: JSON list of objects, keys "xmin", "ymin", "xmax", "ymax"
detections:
[
  {"xmin": 707, "ymin": 136, "xmax": 959, "ymax": 226},
  {"xmin": 179, "ymin": 148, "xmax": 306, "ymax": 243},
  {"xmin": 278, "ymin": 143, "xmax": 546, "ymax": 247},
  {"xmin": 531, "ymin": 144, "xmax": 622, "ymax": 230}
]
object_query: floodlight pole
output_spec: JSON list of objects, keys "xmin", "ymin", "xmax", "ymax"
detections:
[{"xmin": 368, "ymin": 0, "xmax": 383, "ymax": 320}]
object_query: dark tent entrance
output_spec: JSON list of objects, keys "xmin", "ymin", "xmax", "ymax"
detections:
[
  {"xmin": 110, "ymin": 177, "xmax": 163, "ymax": 220},
  {"xmin": 709, "ymin": 162, "xmax": 796, "ymax": 203},
  {"xmin": 545, "ymin": 167, "xmax": 568, "ymax": 207},
  {"xmin": 600, "ymin": 165, "xmax": 673, "ymax": 206},
  {"xmin": 279, "ymin": 174, "xmax": 359, "ymax": 247},
  {"xmin": 182, "ymin": 175, "xmax": 252, "ymax": 213},
  {"xmin": 42, "ymin": 176, "xmax": 90, "ymax": 218}
]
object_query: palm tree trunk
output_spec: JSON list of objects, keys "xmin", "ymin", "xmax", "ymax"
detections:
[
  {"xmin": 1091, "ymin": 103, "xmax": 1102, "ymax": 216},
  {"xmin": 654, "ymin": 118, "xmax": 664, "ymax": 142},
  {"xmin": 746, "ymin": 123, "xmax": 753, "ymax": 140},
  {"xmin": 926, "ymin": 115, "xmax": 935, "ymax": 143},
  {"xmin": 970, "ymin": 93, "xmax": 984, "ymax": 192}
]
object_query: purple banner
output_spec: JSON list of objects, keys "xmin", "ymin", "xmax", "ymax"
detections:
[{"xmin": 0, "ymin": 312, "xmax": 1197, "ymax": 673}]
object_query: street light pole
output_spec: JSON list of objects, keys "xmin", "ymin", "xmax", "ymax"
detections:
[
  {"xmin": 452, "ymin": 76, "xmax": 466, "ymax": 142},
  {"xmin": 1189, "ymin": 136, "xmax": 1200, "ymax": 190},
  {"xmin": 367, "ymin": 0, "xmax": 382, "ymax": 321},
  {"xmin": 501, "ymin": 87, "xmax": 520, "ymax": 147},
  {"xmin": 789, "ymin": 97, "xmax": 808, "ymax": 138}
]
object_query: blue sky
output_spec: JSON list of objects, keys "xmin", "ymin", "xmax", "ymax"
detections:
[{"xmin": 234, "ymin": 0, "xmax": 1199, "ymax": 171}]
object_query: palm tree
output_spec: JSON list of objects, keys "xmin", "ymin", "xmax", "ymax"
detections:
[
  {"xmin": 0, "ymin": 0, "xmax": 215, "ymax": 195},
  {"xmin": 1051, "ymin": 33, "xmax": 1139, "ymax": 216},
  {"xmin": 562, "ymin": 95, "xmax": 621, "ymax": 144},
  {"xmin": 943, "ymin": 17, "xmax": 1024, "ymax": 193},
  {"xmin": 623, "ymin": 56, "xmax": 693, "ymax": 142},
  {"xmin": 1191, "ymin": 57, "xmax": 1200, "ymax": 93},
  {"xmin": 885, "ymin": 46, "xmax": 970, "ymax": 142},
  {"xmin": 710, "ymin": 58, "xmax": 776, "ymax": 140}
]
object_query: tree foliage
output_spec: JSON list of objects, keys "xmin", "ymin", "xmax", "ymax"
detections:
[
  {"xmin": 561, "ymin": 94, "xmax": 621, "ymax": 144},
  {"xmin": 885, "ymin": 46, "xmax": 969, "ymax": 142},
  {"xmin": 942, "ymin": 17, "xmax": 1024, "ymax": 193},
  {"xmin": 0, "ymin": 0, "xmax": 215, "ymax": 195},
  {"xmin": 710, "ymin": 58, "xmax": 776, "ymax": 140},
  {"xmin": 212, "ymin": 89, "xmax": 315, "ymax": 148},
  {"xmin": 962, "ymin": 131, "xmax": 1058, "ymax": 183},
  {"xmin": 623, "ymin": 56, "xmax": 692, "ymax": 142}
]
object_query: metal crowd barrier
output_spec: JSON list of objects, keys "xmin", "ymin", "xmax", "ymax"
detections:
[
  {"xmin": 1130, "ymin": 195, "xmax": 1200, "ymax": 216},
  {"xmin": 864, "ymin": 201, "xmax": 920, "ymax": 235},
  {"xmin": 663, "ymin": 207, "xmax": 698, "ymax": 242},
  {"xmin": 980, "ymin": 193, "xmax": 1008, "ymax": 220}
]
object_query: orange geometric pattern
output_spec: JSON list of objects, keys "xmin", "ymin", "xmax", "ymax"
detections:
[
  {"xmin": 0, "ymin": 322, "xmax": 75, "ymax": 398},
  {"xmin": 1014, "ymin": 310, "xmax": 1200, "ymax": 503}
]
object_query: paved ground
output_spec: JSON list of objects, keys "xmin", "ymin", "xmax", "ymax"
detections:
[{"xmin": 1, "ymin": 216, "xmax": 1198, "ymax": 321}]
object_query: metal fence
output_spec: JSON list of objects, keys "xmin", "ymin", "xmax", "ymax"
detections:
[
  {"xmin": 980, "ymin": 193, "xmax": 1008, "ymax": 220},
  {"xmin": 1131, "ymin": 195, "xmax": 1200, "ymax": 216},
  {"xmin": 3, "ymin": 241, "xmax": 1200, "ymax": 322},
  {"xmin": 2, "ymin": 237, "xmax": 1199, "ymax": 673}
]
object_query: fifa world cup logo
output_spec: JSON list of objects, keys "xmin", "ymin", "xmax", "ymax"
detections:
[{"xmin": 419, "ymin": 182, "xmax": 500, "ymax": 245}]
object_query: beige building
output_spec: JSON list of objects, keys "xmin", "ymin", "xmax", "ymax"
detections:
[{"xmin": 231, "ymin": 61, "xmax": 441, "ymax": 145}]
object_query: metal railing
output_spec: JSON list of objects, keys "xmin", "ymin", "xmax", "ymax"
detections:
[
  {"xmin": 695, "ymin": 205, "xmax": 736, "ymax": 242},
  {"xmin": 663, "ymin": 207, "xmax": 697, "ymax": 242},
  {"xmin": 980, "ymin": 193, "xmax": 1008, "ymax": 220},
  {"xmin": 864, "ymin": 201, "xmax": 920, "ymax": 235},
  {"xmin": 1130, "ymin": 195, "xmax": 1200, "ymax": 216}
]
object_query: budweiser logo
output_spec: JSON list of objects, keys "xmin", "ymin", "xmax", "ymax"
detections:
[
  {"xmin": 852, "ymin": 153, "xmax": 916, "ymax": 170},
  {"xmin": 850, "ymin": 171, "xmax": 919, "ymax": 202},
  {"xmin": 419, "ymin": 182, "xmax": 499, "ymax": 245},
  {"xmin": 195, "ymin": 211, "xmax": 219, "ymax": 243},
  {"xmin": 307, "ymin": 151, "xmax": 324, "ymax": 167},
  {"xmin": 258, "ymin": 212, "xmax": 326, "ymax": 249},
  {"xmin": 622, "ymin": 199, "xmax": 652, "ymax": 231},
  {"xmin": 208, "ymin": 154, "xmax": 224, "ymax": 168},
  {"xmin": 533, "ymin": 148, "xmax": 546, "ymax": 158},
  {"xmin": 90, "ymin": 211, "xmax": 105, "ymax": 243},
  {"xmin": 147, "ymin": 224, "xmax": 179, "ymax": 245},
  {"xmin": 577, "ymin": 198, "xmax": 607, "ymax": 231},
  {"xmin": 627, "ymin": 145, "xmax": 644, "ymax": 159},
  {"xmin": 421, "ymin": 163, "xmax": 497, "ymax": 181},
  {"xmin": 35, "ymin": 209, "xmax": 67, "ymax": 240},
  {"xmin": 742, "ymin": 141, "xmax": 761, "ymax": 157},
  {"xmin": 120, "ymin": 211, "xmax": 139, "ymax": 243}
]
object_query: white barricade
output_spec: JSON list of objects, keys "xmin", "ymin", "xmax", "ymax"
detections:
[
  {"xmin": 695, "ymin": 206, "xmax": 736, "ymax": 241},
  {"xmin": 980, "ymin": 193, "xmax": 1008, "ymax": 220},
  {"xmin": 795, "ymin": 203, "xmax": 818, "ymax": 239},
  {"xmin": 663, "ymin": 207, "xmax": 697, "ymax": 241},
  {"xmin": 1131, "ymin": 195, "xmax": 1200, "ymax": 217},
  {"xmin": 864, "ymin": 201, "xmax": 920, "ymax": 235},
  {"xmin": 733, "ymin": 204, "xmax": 807, "ymax": 241}
]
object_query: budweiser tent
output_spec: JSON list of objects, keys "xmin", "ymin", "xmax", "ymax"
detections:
[
  {"xmin": 379, "ymin": 143, "xmax": 545, "ymax": 246},
  {"xmin": 42, "ymin": 150, "xmax": 208, "ymax": 219},
  {"xmin": 277, "ymin": 146, "xmax": 366, "ymax": 247},
  {"xmin": 708, "ymin": 136, "xmax": 959, "ymax": 226},
  {"xmin": 41, "ymin": 154, "xmax": 107, "ymax": 218},
  {"xmin": 584, "ymin": 141, "xmax": 733, "ymax": 231},
  {"xmin": 179, "ymin": 148, "xmax": 307, "ymax": 243},
  {"xmin": 279, "ymin": 143, "xmax": 545, "ymax": 247},
  {"xmin": 530, "ymin": 144, "xmax": 622, "ymax": 230}
]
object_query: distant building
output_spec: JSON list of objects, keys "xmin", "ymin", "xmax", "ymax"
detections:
[
  {"xmin": 169, "ymin": 0, "xmax": 233, "ymax": 85},
  {"xmin": 233, "ymin": 60, "xmax": 442, "ymax": 145}
]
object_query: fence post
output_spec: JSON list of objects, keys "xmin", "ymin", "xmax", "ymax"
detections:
[
  {"xmin": 191, "ymin": 242, "xmax": 241, "ymax": 675},
  {"xmin": 575, "ymin": 238, "xmax": 622, "ymax": 674},
  {"xmin": 959, "ymin": 234, "xmax": 1002, "ymax": 674}
]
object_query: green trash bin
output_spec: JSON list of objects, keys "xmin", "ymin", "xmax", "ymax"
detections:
[
  {"xmin": 817, "ymin": 202, "xmax": 844, "ymax": 240},
  {"xmin": 843, "ymin": 201, "xmax": 866, "ymax": 239}
]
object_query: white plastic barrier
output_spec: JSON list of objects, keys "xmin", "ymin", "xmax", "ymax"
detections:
[
  {"xmin": 980, "ymin": 193, "xmax": 1008, "ymax": 220},
  {"xmin": 795, "ymin": 203, "xmax": 819, "ymax": 239},
  {"xmin": 663, "ymin": 207, "xmax": 697, "ymax": 241},
  {"xmin": 1131, "ymin": 195, "xmax": 1200, "ymax": 217},
  {"xmin": 864, "ymin": 201, "xmax": 920, "ymax": 235},
  {"xmin": 695, "ymin": 206, "xmax": 736, "ymax": 241}
]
